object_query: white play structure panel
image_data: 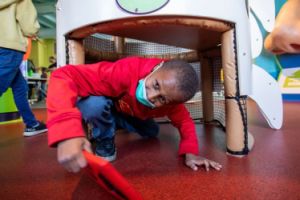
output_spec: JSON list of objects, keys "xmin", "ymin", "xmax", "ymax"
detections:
[{"xmin": 250, "ymin": 64, "xmax": 283, "ymax": 129}]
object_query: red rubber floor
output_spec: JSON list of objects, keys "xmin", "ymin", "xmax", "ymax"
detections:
[{"xmin": 0, "ymin": 101, "xmax": 299, "ymax": 200}]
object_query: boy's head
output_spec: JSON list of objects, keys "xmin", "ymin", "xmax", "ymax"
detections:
[
  {"xmin": 145, "ymin": 59, "xmax": 199, "ymax": 108},
  {"xmin": 49, "ymin": 56, "xmax": 56, "ymax": 64},
  {"xmin": 41, "ymin": 67, "xmax": 47, "ymax": 73}
]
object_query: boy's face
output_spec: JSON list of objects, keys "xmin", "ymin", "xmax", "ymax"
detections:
[
  {"xmin": 49, "ymin": 57, "xmax": 55, "ymax": 63},
  {"xmin": 145, "ymin": 68, "xmax": 184, "ymax": 108}
]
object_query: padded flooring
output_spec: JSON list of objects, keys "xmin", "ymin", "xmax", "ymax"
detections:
[{"xmin": 0, "ymin": 100, "xmax": 299, "ymax": 200}]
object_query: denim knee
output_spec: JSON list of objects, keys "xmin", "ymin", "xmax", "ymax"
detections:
[
  {"xmin": 77, "ymin": 96, "xmax": 113, "ymax": 122},
  {"xmin": 11, "ymin": 77, "xmax": 28, "ymax": 96}
]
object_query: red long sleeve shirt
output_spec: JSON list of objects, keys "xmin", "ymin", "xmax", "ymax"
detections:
[{"xmin": 47, "ymin": 57, "xmax": 199, "ymax": 155}]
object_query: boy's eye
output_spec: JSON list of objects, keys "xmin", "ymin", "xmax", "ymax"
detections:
[
  {"xmin": 159, "ymin": 96, "xmax": 166, "ymax": 104},
  {"xmin": 154, "ymin": 80, "xmax": 159, "ymax": 90}
]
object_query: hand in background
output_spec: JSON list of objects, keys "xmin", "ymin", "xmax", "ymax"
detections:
[
  {"xmin": 30, "ymin": 35, "xmax": 39, "ymax": 41},
  {"xmin": 185, "ymin": 153, "xmax": 222, "ymax": 171},
  {"xmin": 264, "ymin": 0, "xmax": 300, "ymax": 54},
  {"xmin": 57, "ymin": 137, "xmax": 92, "ymax": 173}
]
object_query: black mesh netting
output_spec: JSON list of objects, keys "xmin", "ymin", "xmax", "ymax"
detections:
[{"xmin": 83, "ymin": 34, "xmax": 225, "ymax": 126}]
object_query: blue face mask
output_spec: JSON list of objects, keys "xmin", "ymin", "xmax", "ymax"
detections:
[{"xmin": 136, "ymin": 79, "xmax": 155, "ymax": 108}]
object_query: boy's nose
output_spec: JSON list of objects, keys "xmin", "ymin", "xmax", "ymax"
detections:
[{"xmin": 147, "ymin": 89, "xmax": 159, "ymax": 103}]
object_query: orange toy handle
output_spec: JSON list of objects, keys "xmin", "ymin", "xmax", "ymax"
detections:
[{"xmin": 23, "ymin": 38, "xmax": 32, "ymax": 60}]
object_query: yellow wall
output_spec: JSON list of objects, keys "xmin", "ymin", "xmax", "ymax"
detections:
[{"xmin": 30, "ymin": 39, "xmax": 55, "ymax": 68}]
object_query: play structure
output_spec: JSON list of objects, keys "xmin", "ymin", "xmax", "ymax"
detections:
[
  {"xmin": 55, "ymin": 0, "xmax": 283, "ymax": 156},
  {"xmin": 0, "ymin": 89, "xmax": 20, "ymax": 123}
]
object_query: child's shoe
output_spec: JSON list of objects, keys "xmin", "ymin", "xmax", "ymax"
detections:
[
  {"xmin": 24, "ymin": 121, "xmax": 47, "ymax": 137},
  {"xmin": 95, "ymin": 137, "xmax": 117, "ymax": 162}
]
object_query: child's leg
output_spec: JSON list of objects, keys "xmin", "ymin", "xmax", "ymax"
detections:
[
  {"xmin": 77, "ymin": 96, "xmax": 116, "ymax": 140},
  {"xmin": 114, "ymin": 112, "xmax": 159, "ymax": 138},
  {"xmin": 11, "ymin": 70, "xmax": 38, "ymax": 127},
  {"xmin": 0, "ymin": 48, "xmax": 21, "ymax": 96},
  {"xmin": 0, "ymin": 48, "xmax": 38, "ymax": 128},
  {"xmin": 77, "ymin": 96, "xmax": 117, "ymax": 161}
]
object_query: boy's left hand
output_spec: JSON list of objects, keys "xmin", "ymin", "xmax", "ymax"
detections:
[{"xmin": 185, "ymin": 153, "xmax": 222, "ymax": 171}]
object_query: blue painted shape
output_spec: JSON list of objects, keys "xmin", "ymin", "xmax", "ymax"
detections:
[
  {"xmin": 255, "ymin": 49, "xmax": 280, "ymax": 79},
  {"xmin": 282, "ymin": 94, "xmax": 300, "ymax": 102},
  {"xmin": 275, "ymin": 0, "xmax": 287, "ymax": 15},
  {"xmin": 251, "ymin": 4, "xmax": 281, "ymax": 79},
  {"xmin": 277, "ymin": 54, "xmax": 300, "ymax": 69}
]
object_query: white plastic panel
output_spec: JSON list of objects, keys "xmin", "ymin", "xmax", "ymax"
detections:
[
  {"xmin": 56, "ymin": 0, "xmax": 252, "ymax": 95},
  {"xmin": 250, "ymin": 13, "xmax": 263, "ymax": 58},
  {"xmin": 249, "ymin": 0, "xmax": 275, "ymax": 32},
  {"xmin": 250, "ymin": 64, "xmax": 283, "ymax": 129}
]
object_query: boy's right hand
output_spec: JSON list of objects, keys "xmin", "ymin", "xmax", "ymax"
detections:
[{"xmin": 57, "ymin": 137, "xmax": 92, "ymax": 173}]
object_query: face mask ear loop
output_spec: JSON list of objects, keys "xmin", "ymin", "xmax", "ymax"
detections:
[
  {"xmin": 142, "ymin": 77, "xmax": 155, "ymax": 109},
  {"xmin": 144, "ymin": 61, "xmax": 164, "ymax": 85},
  {"xmin": 152, "ymin": 61, "xmax": 164, "ymax": 73}
]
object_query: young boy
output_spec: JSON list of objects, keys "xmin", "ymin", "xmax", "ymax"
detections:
[{"xmin": 47, "ymin": 57, "xmax": 222, "ymax": 173}]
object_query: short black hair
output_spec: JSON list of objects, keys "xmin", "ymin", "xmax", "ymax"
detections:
[{"xmin": 162, "ymin": 59, "xmax": 199, "ymax": 102}]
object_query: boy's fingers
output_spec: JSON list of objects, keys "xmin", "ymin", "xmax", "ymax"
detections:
[
  {"xmin": 204, "ymin": 160, "xmax": 210, "ymax": 171},
  {"xmin": 63, "ymin": 158, "xmax": 78, "ymax": 173},
  {"xmin": 188, "ymin": 163, "xmax": 198, "ymax": 171},
  {"xmin": 60, "ymin": 151, "xmax": 86, "ymax": 173},
  {"xmin": 193, "ymin": 159, "xmax": 204, "ymax": 166},
  {"xmin": 83, "ymin": 140, "xmax": 93, "ymax": 153},
  {"xmin": 77, "ymin": 152, "xmax": 88, "ymax": 169},
  {"xmin": 63, "ymin": 163, "xmax": 73, "ymax": 172},
  {"xmin": 215, "ymin": 162, "xmax": 222, "ymax": 168},
  {"xmin": 192, "ymin": 166, "xmax": 198, "ymax": 171},
  {"xmin": 186, "ymin": 157, "xmax": 222, "ymax": 171},
  {"xmin": 69, "ymin": 153, "xmax": 88, "ymax": 173},
  {"xmin": 69, "ymin": 159, "xmax": 81, "ymax": 173},
  {"xmin": 211, "ymin": 162, "xmax": 222, "ymax": 170}
]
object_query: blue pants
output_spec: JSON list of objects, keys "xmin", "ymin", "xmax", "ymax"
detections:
[
  {"xmin": 77, "ymin": 96, "xmax": 159, "ymax": 140},
  {"xmin": 0, "ymin": 47, "xmax": 37, "ymax": 127},
  {"xmin": 38, "ymin": 82, "xmax": 47, "ymax": 101}
]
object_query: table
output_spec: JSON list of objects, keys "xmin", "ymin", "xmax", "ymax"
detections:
[{"xmin": 26, "ymin": 77, "xmax": 48, "ymax": 103}]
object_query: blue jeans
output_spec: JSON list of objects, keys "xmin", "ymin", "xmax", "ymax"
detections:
[
  {"xmin": 77, "ymin": 96, "xmax": 159, "ymax": 140},
  {"xmin": 0, "ymin": 47, "xmax": 37, "ymax": 127}
]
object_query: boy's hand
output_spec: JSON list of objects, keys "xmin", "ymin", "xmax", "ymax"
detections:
[
  {"xmin": 185, "ymin": 153, "xmax": 222, "ymax": 171},
  {"xmin": 57, "ymin": 137, "xmax": 92, "ymax": 173},
  {"xmin": 264, "ymin": 0, "xmax": 300, "ymax": 54}
]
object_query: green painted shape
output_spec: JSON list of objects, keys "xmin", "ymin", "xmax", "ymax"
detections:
[
  {"xmin": 117, "ymin": 0, "xmax": 169, "ymax": 13},
  {"xmin": 0, "ymin": 89, "xmax": 18, "ymax": 113},
  {"xmin": 0, "ymin": 118, "xmax": 22, "ymax": 125},
  {"xmin": 291, "ymin": 70, "xmax": 300, "ymax": 78}
]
